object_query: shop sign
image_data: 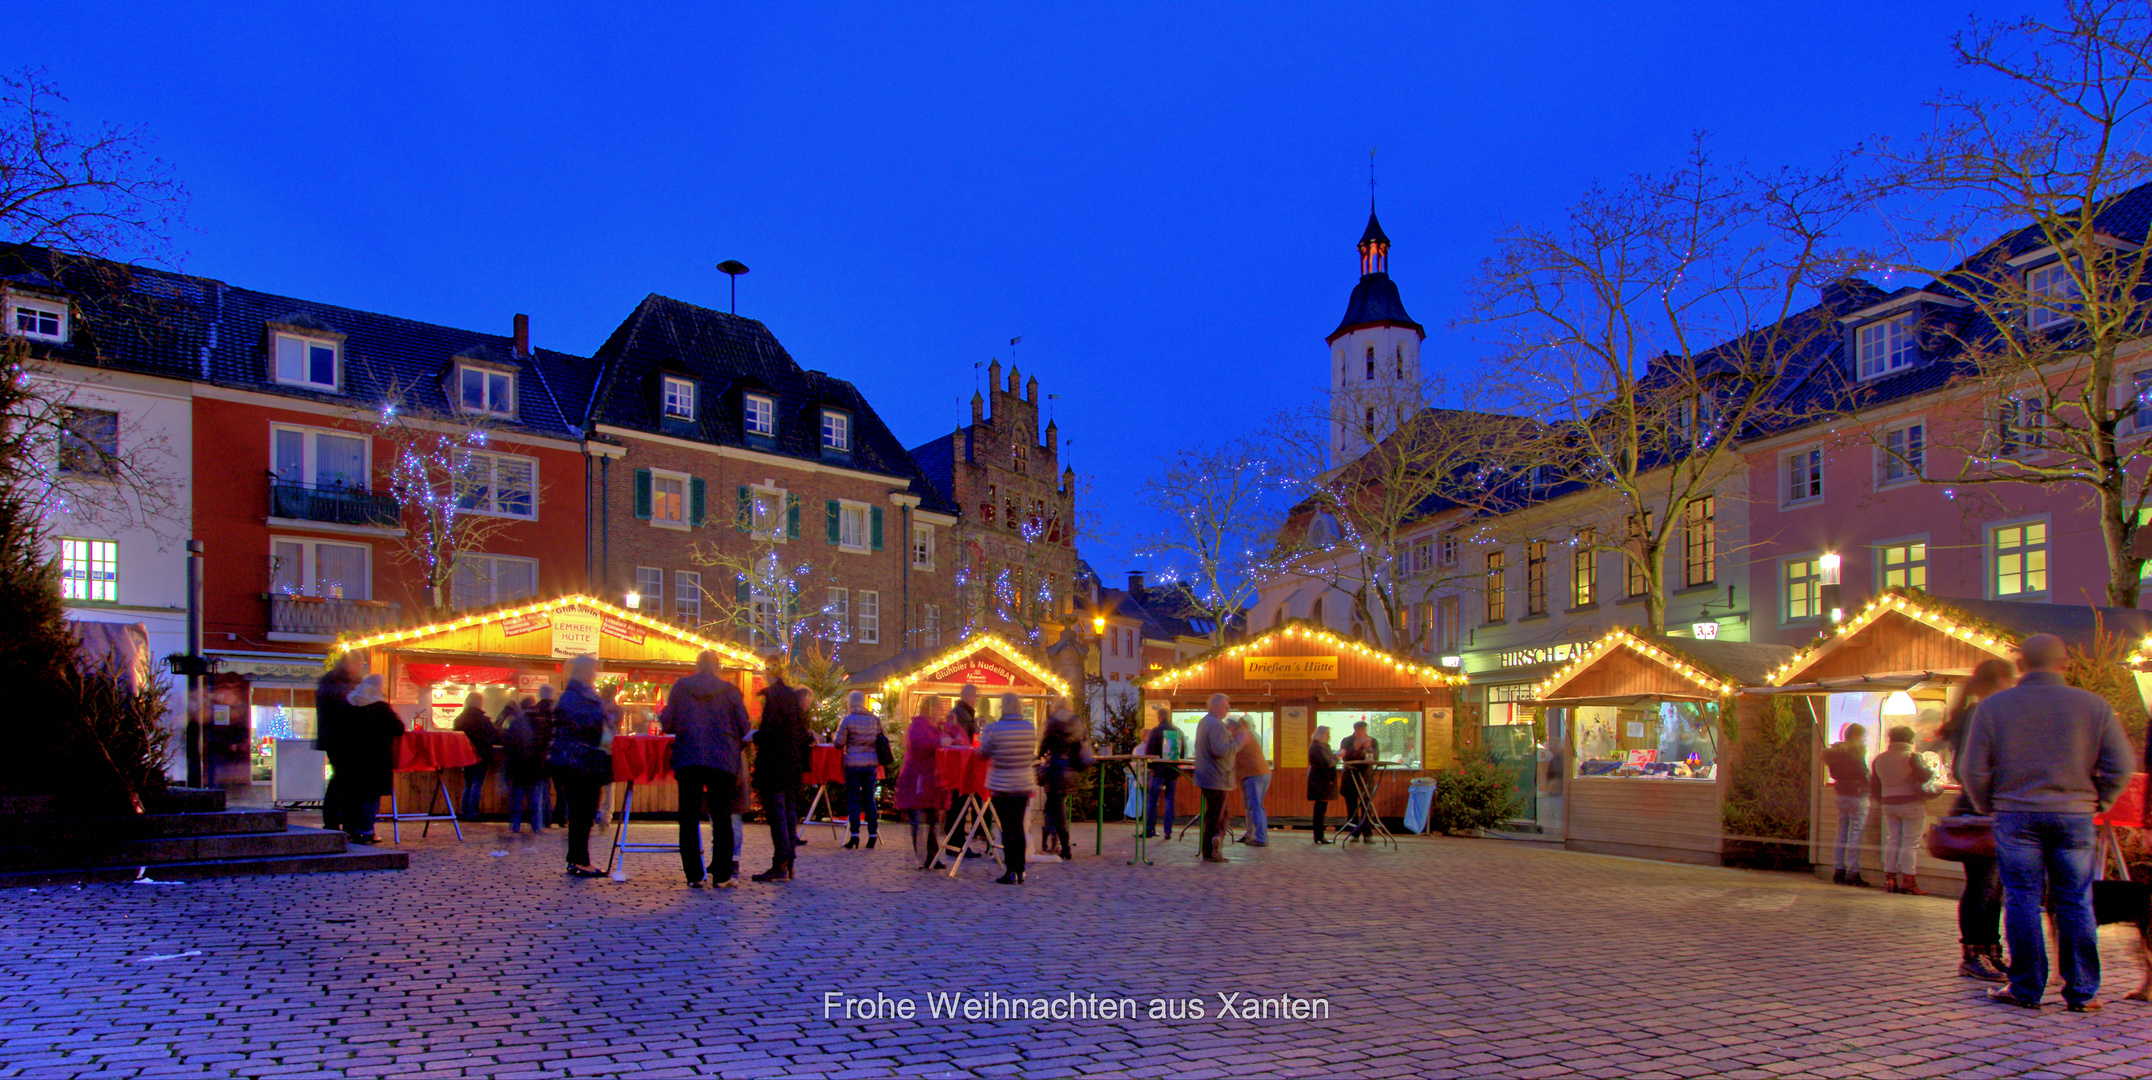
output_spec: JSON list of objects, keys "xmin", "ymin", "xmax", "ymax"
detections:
[
  {"xmin": 550, "ymin": 610, "xmax": 602, "ymax": 658},
  {"xmin": 1242, "ymin": 656, "xmax": 1339, "ymax": 680},
  {"xmin": 600, "ymin": 615, "xmax": 647, "ymax": 645},
  {"xmin": 502, "ymin": 613, "xmax": 548, "ymax": 637},
  {"xmin": 929, "ymin": 656, "xmax": 1022, "ymax": 687},
  {"xmin": 1495, "ymin": 642, "xmax": 1588, "ymax": 669},
  {"xmin": 215, "ymin": 658, "xmax": 324, "ymax": 683},
  {"xmin": 1691, "ymin": 621, "xmax": 1720, "ymax": 640},
  {"xmin": 516, "ymin": 672, "xmax": 553, "ymax": 694}
]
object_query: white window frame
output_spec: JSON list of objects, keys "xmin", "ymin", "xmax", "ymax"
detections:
[
  {"xmin": 674, "ymin": 569, "xmax": 703, "ymax": 624},
  {"xmin": 1879, "ymin": 420, "xmax": 1925, "ymax": 488},
  {"xmin": 743, "ymin": 393, "xmax": 774, "ymax": 436},
  {"xmin": 650, "ymin": 469, "xmax": 689, "ymax": 529},
  {"xmin": 911, "ymin": 523, "xmax": 935, "ymax": 570},
  {"xmin": 662, "ymin": 376, "xmax": 697, "ymax": 421},
  {"xmin": 1855, "ymin": 316, "xmax": 1917, "ymax": 380},
  {"xmin": 858, "ymin": 589, "xmax": 880, "ymax": 644},
  {"xmin": 825, "ymin": 586, "xmax": 850, "ymax": 641},
  {"xmin": 821, "ymin": 409, "xmax": 851, "ymax": 452},
  {"xmin": 456, "ymin": 364, "xmax": 515, "ymax": 417},
  {"xmin": 269, "ymin": 536, "xmax": 372, "ymax": 600},
  {"xmin": 455, "ymin": 449, "xmax": 539, "ymax": 519},
  {"xmin": 635, "ymin": 566, "xmax": 664, "ymax": 612},
  {"xmin": 749, "ymin": 484, "xmax": 787, "ymax": 542},
  {"xmin": 837, "ymin": 500, "xmax": 870, "ymax": 552},
  {"xmin": 921, "ymin": 603, "xmax": 941, "ymax": 648},
  {"xmin": 56, "ymin": 406, "xmax": 120, "ymax": 479},
  {"xmin": 449, "ymin": 553, "xmax": 539, "ymax": 610},
  {"xmin": 1782, "ymin": 446, "xmax": 1824, "ymax": 507},
  {"xmin": 1877, "ymin": 539, "xmax": 1929, "ymax": 592},
  {"xmin": 750, "ymin": 589, "xmax": 783, "ymax": 646},
  {"xmin": 1782, "ymin": 554, "xmax": 1823, "ymax": 624},
  {"xmin": 272, "ymin": 331, "xmax": 341, "ymax": 391},
  {"xmin": 7, "ymin": 293, "xmax": 68, "ymax": 342},
  {"xmin": 58, "ymin": 537, "xmax": 117, "ymax": 603},
  {"xmin": 2027, "ymin": 263, "xmax": 2082, "ymax": 329},
  {"xmin": 271, "ymin": 424, "xmax": 371, "ymax": 491},
  {"xmin": 1998, "ymin": 395, "xmax": 2048, "ymax": 457},
  {"xmin": 1990, "ymin": 518, "xmax": 2050, "ymax": 599},
  {"xmin": 2123, "ymin": 368, "xmax": 2152, "ymax": 437}
]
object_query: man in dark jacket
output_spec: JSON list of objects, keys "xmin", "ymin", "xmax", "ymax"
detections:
[
  {"xmin": 451, "ymin": 693, "xmax": 500, "ymax": 820},
  {"xmin": 1821, "ymin": 724, "xmax": 1871, "ymax": 887},
  {"xmin": 530, "ymin": 684, "xmax": 568, "ymax": 828},
  {"xmin": 751, "ymin": 662, "xmax": 814, "ymax": 882},
  {"xmin": 661, "ymin": 651, "xmax": 753, "ymax": 887},
  {"xmin": 313, "ymin": 652, "xmax": 363, "ymax": 833}
]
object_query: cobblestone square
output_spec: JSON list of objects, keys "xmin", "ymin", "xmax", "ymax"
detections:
[{"xmin": 2, "ymin": 821, "xmax": 2145, "ymax": 1078}]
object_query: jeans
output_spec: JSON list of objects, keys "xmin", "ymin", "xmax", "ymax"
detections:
[
  {"xmin": 731, "ymin": 813, "xmax": 745, "ymax": 859},
  {"xmin": 1240, "ymin": 775, "xmax": 1271, "ymax": 843},
  {"xmin": 1832, "ymin": 794, "xmax": 1868, "ymax": 874},
  {"xmin": 760, "ymin": 786, "xmax": 798, "ymax": 870},
  {"xmin": 1199, "ymin": 787, "xmax": 1229, "ymax": 859},
  {"xmin": 343, "ymin": 784, "xmax": 379, "ymax": 839},
  {"xmin": 676, "ymin": 766, "xmax": 738, "ymax": 883},
  {"xmin": 991, "ymin": 792, "xmax": 1029, "ymax": 876},
  {"xmin": 507, "ymin": 780, "xmax": 544, "ymax": 832},
  {"xmin": 1311, "ymin": 800, "xmax": 1328, "ymax": 842},
  {"xmin": 460, "ymin": 763, "xmax": 489, "ymax": 819},
  {"xmin": 1144, "ymin": 772, "xmax": 1178, "ymax": 836},
  {"xmin": 561, "ymin": 780, "xmax": 601, "ymax": 867},
  {"xmin": 844, "ymin": 766, "xmax": 879, "ymax": 837},
  {"xmin": 548, "ymin": 777, "xmax": 569, "ymax": 826},
  {"xmin": 1959, "ymin": 855, "xmax": 2003, "ymax": 948},
  {"xmin": 1342, "ymin": 769, "xmax": 1373, "ymax": 835},
  {"xmin": 1995, "ymin": 811, "xmax": 2100, "ymax": 1005},
  {"xmin": 1879, "ymin": 802, "xmax": 1924, "ymax": 876}
]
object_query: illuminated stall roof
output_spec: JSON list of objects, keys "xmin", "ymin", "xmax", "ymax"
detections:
[
  {"xmin": 1536, "ymin": 629, "xmax": 1794, "ymax": 705},
  {"xmin": 852, "ymin": 633, "xmax": 1071, "ymax": 699},
  {"xmin": 1140, "ymin": 619, "xmax": 1464, "ymax": 695},
  {"xmin": 338, "ymin": 593, "xmax": 763, "ymax": 671},
  {"xmin": 1762, "ymin": 589, "xmax": 2150, "ymax": 692}
]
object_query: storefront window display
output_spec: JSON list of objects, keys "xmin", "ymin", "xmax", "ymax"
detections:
[
  {"xmin": 1313, "ymin": 710, "xmax": 1421, "ymax": 768},
  {"xmin": 1172, "ymin": 710, "xmax": 1274, "ymax": 761},
  {"xmin": 250, "ymin": 688, "xmax": 318, "ymax": 783},
  {"xmin": 1823, "ymin": 690, "xmax": 1949, "ymax": 781},
  {"xmin": 1573, "ymin": 699, "xmax": 1720, "ymax": 779}
]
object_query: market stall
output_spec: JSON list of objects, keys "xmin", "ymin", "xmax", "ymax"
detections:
[
  {"xmin": 1138, "ymin": 619, "xmax": 1465, "ymax": 826},
  {"xmin": 337, "ymin": 593, "xmax": 764, "ymax": 818},
  {"xmin": 1532, "ymin": 629, "xmax": 1797, "ymax": 865},
  {"xmin": 852, "ymin": 633, "xmax": 1072, "ymax": 729}
]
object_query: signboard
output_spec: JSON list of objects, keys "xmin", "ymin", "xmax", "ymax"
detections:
[
  {"xmin": 1495, "ymin": 642, "xmax": 1589, "ymax": 669},
  {"xmin": 1691, "ymin": 621, "xmax": 1720, "ymax": 641},
  {"xmin": 212, "ymin": 657, "xmax": 325, "ymax": 684},
  {"xmin": 600, "ymin": 615, "xmax": 647, "ymax": 646},
  {"xmin": 516, "ymin": 672, "xmax": 554, "ymax": 695},
  {"xmin": 550, "ymin": 610, "xmax": 602, "ymax": 659},
  {"xmin": 929, "ymin": 657, "xmax": 1024, "ymax": 687},
  {"xmin": 502, "ymin": 613, "xmax": 549, "ymax": 637},
  {"xmin": 1242, "ymin": 656, "xmax": 1339, "ymax": 680}
]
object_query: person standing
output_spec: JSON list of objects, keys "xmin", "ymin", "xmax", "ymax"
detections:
[
  {"xmin": 499, "ymin": 700, "xmax": 547, "ymax": 834},
  {"xmin": 894, "ymin": 695, "xmax": 952, "ymax": 869},
  {"xmin": 1822, "ymin": 723, "xmax": 1872, "ymax": 887},
  {"xmin": 1870, "ymin": 725, "xmax": 1934, "ymax": 895},
  {"xmin": 976, "ymin": 692, "xmax": 1039, "ymax": 885},
  {"xmin": 1339, "ymin": 721, "xmax": 1380, "ymax": 842},
  {"xmin": 949, "ymin": 684, "xmax": 981, "ymax": 742},
  {"xmin": 1037, "ymin": 699, "xmax": 1084, "ymax": 860},
  {"xmin": 661, "ymin": 650, "xmax": 752, "ymax": 888},
  {"xmin": 1140, "ymin": 708, "xmax": 1183, "ymax": 839},
  {"xmin": 1306, "ymin": 725, "xmax": 1339, "ymax": 845},
  {"xmin": 1962, "ymin": 633, "xmax": 2134, "ymax": 1013},
  {"xmin": 835, "ymin": 691, "xmax": 886, "ymax": 850},
  {"xmin": 1231, "ymin": 717, "xmax": 1273, "ymax": 847},
  {"xmin": 313, "ymin": 652, "xmax": 363, "ymax": 834},
  {"xmin": 552, "ymin": 656, "xmax": 611, "ymax": 878},
  {"xmin": 751, "ymin": 658, "xmax": 813, "ymax": 882},
  {"xmin": 451, "ymin": 692, "xmax": 499, "ymax": 820},
  {"xmin": 1192, "ymin": 694, "xmax": 1244, "ymax": 864},
  {"xmin": 1939, "ymin": 657, "xmax": 2015, "ymax": 982},
  {"xmin": 332, "ymin": 675, "xmax": 404, "ymax": 845},
  {"xmin": 531, "ymin": 683, "xmax": 567, "ymax": 828}
]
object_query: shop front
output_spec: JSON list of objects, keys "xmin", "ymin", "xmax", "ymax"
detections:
[
  {"xmin": 1463, "ymin": 640, "xmax": 1596, "ymax": 836},
  {"xmin": 1139, "ymin": 620, "xmax": 1464, "ymax": 824},
  {"xmin": 1533, "ymin": 630, "xmax": 1796, "ymax": 865},
  {"xmin": 337, "ymin": 593, "xmax": 765, "ymax": 816},
  {"xmin": 852, "ymin": 633, "xmax": 1072, "ymax": 732}
]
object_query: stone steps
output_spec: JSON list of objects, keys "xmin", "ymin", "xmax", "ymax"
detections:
[
  {"xmin": 0, "ymin": 804, "xmax": 410, "ymax": 888},
  {"xmin": 0, "ymin": 847, "xmax": 407, "ymax": 888},
  {"xmin": 0, "ymin": 825, "xmax": 351, "ymax": 871}
]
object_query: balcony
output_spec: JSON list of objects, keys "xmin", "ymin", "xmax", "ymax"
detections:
[
  {"xmin": 267, "ymin": 595, "xmax": 403, "ymax": 642},
  {"xmin": 268, "ymin": 477, "xmax": 402, "ymax": 529}
]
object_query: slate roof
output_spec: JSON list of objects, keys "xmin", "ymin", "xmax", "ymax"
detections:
[
  {"xmin": 584, "ymin": 294, "xmax": 958, "ymax": 514},
  {"xmin": 1329, "ymin": 272, "xmax": 1423, "ymax": 341},
  {"xmin": 907, "ymin": 431, "xmax": 961, "ymax": 508},
  {"xmin": 1359, "ymin": 208, "xmax": 1390, "ymax": 247}
]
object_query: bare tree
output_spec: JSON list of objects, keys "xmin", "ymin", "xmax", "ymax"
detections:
[
  {"xmin": 362, "ymin": 392, "xmax": 524, "ymax": 612},
  {"xmin": 1857, "ymin": 1, "xmax": 2152, "ymax": 604},
  {"xmin": 0, "ymin": 68, "xmax": 184, "ymax": 261},
  {"xmin": 688, "ymin": 491, "xmax": 852, "ymax": 657},
  {"xmin": 1135, "ymin": 436, "xmax": 1286, "ymax": 647},
  {"xmin": 1466, "ymin": 138, "xmax": 1858, "ymax": 630}
]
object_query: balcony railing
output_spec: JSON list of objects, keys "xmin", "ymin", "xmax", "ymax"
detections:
[
  {"xmin": 268, "ymin": 477, "xmax": 401, "ymax": 528},
  {"xmin": 268, "ymin": 595, "xmax": 403, "ymax": 638}
]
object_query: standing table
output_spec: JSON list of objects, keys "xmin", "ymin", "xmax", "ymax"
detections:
[
  {"xmin": 934, "ymin": 746, "xmax": 997, "ymax": 876},
  {"xmin": 385, "ymin": 730, "xmax": 479, "ymax": 843},
  {"xmin": 604, "ymin": 734, "xmax": 680, "ymax": 876},
  {"xmin": 802, "ymin": 745, "xmax": 883, "ymax": 839},
  {"xmin": 1342, "ymin": 762, "xmax": 1401, "ymax": 850}
]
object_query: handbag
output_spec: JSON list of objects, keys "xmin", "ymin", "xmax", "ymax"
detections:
[
  {"xmin": 875, "ymin": 731, "xmax": 895, "ymax": 770},
  {"xmin": 1925, "ymin": 814, "xmax": 1996, "ymax": 862},
  {"xmin": 546, "ymin": 736, "xmax": 613, "ymax": 785}
]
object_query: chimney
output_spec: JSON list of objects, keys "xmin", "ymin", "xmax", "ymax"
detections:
[
  {"xmin": 512, "ymin": 313, "xmax": 530, "ymax": 358},
  {"xmin": 1127, "ymin": 570, "xmax": 1145, "ymax": 596}
]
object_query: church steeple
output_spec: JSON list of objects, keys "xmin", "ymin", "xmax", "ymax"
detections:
[{"xmin": 1358, "ymin": 208, "xmax": 1390, "ymax": 276}]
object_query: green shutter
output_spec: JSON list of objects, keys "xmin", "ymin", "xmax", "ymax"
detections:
[
  {"xmin": 633, "ymin": 469, "xmax": 652, "ymax": 520},
  {"xmin": 736, "ymin": 485, "xmax": 751, "ymax": 532},
  {"xmin": 786, "ymin": 494, "xmax": 801, "ymax": 539},
  {"xmin": 825, "ymin": 499, "xmax": 840, "ymax": 544},
  {"xmin": 735, "ymin": 577, "xmax": 749, "ymax": 603},
  {"xmin": 870, "ymin": 506, "xmax": 884, "ymax": 551},
  {"xmin": 689, "ymin": 477, "xmax": 707, "ymax": 527}
]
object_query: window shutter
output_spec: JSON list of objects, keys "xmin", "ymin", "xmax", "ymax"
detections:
[
  {"xmin": 736, "ymin": 485, "xmax": 751, "ymax": 532},
  {"xmin": 870, "ymin": 506, "xmax": 884, "ymax": 551},
  {"xmin": 735, "ymin": 577, "xmax": 749, "ymax": 603},
  {"xmin": 689, "ymin": 477, "xmax": 707, "ymax": 527},
  {"xmin": 826, "ymin": 500, "xmax": 840, "ymax": 544},
  {"xmin": 786, "ymin": 494, "xmax": 801, "ymax": 539},
  {"xmin": 633, "ymin": 469, "xmax": 652, "ymax": 520}
]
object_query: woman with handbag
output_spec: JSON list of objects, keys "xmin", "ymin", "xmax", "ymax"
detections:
[
  {"xmin": 1936, "ymin": 658, "xmax": 2015, "ymax": 981},
  {"xmin": 550, "ymin": 654, "xmax": 613, "ymax": 878},
  {"xmin": 836, "ymin": 691, "xmax": 886, "ymax": 849}
]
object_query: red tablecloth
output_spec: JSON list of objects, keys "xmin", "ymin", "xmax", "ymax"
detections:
[
  {"xmin": 393, "ymin": 730, "xmax": 479, "ymax": 773},
  {"xmin": 611, "ymin": 734, "xmax": 674, "ymax": 785},
  {"xmin": 807, "ymin": 744, "xmax": 884, "ymax": 784},
  {"xmin": 2096, "ymin": 773, "xmax": 2147, "ymax": 827},
  {"xmin": 936, "ymin": 746, "xmax": 990, "ymax": 799}
]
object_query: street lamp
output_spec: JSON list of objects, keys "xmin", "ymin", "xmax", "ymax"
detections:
[
  {"xmin": 1818, "ymin": 551, "xmax": 1844, "ymax": 623},
  {"xmin": 717, "ymin": 260, "xmax": 749, "ymax": 314},
  {"xmin": 624, "ymin": 590, "xmax": 641, "ymax": 610}
]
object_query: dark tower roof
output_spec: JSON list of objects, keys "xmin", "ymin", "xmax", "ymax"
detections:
[
  {"xmin": 1331, "ymin": 207, "xmax": 1421, "ymax": 342},
  {"xmin": 1359, "ymin": 208, "xmax": 1390, "ymax": 247}
]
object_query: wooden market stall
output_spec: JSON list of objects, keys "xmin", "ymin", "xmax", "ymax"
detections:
[
  {"xmin": 1138, "ymin": 620, "xmax": 1465, "ymax": 824},
  {"xmin": 1532, "ymin": 630, "xmax": 1797, "ymax": 865},
  {"xmin": 337, "ymin": 593, "xmax": 765, "ymax": 816},
  {"xmin": 1753, "ymin": 588, "xmax": 2151, "ymax": 893},
  {"xmin": 851, "ymin": 633, "xmax": 1072, "ymax": 730}
]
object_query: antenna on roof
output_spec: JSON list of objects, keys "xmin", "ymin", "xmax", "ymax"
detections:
[{"xmin": 716, "ymin": 260, "xmax": 749, "ymax": 314}]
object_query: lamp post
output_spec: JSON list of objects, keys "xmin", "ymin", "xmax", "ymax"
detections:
[
  {"xmin": 716, "ymin": 260, "xmax": 749, "ymax": 314},
  {"xmin": 1818, "ymin": 552, "xmax": 1844, "ymax": 624}
]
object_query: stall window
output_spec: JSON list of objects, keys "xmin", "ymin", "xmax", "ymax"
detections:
[
  {"xmin": 1172, "ymin": 710, "xmax": 1275, "ymax": 763},
  {"xmin": 1314, "ymin": 710, "xmax": 1422, "ymax": 769},
  {"xmin": 1572, "ymin": 700, "xmax": 1718, "ymax": 779}
]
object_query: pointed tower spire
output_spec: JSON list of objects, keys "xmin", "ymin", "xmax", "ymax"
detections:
[{"xmin": 1358, "ymin": 209, "xmax": 1390, "ymax": 276}]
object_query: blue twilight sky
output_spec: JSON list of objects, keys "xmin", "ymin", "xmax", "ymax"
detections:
[{"xmin": 32, "ymin": 1, "xmax": 2008, "ymax": 578}]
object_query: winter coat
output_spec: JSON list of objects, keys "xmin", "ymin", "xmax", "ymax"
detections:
[
  {"xmin": 948, "ymin": 700, "xmax": 979, "ymax": 743},
  {"xmin": 329, "ymin": 701, "xmax": 406, "ymax": 798},
  {"xmin": 1306, "ymin": 741, "xmax": 1339, "ymax": 801},
  {"xmin": 836, "ymin": 710, "xmax": 885, "ymax": 769},
  {"xmin": 1038, "ymin": 711, "xmax": 1084, "ymax": 785},
  {"xmin": 893, "ymin": 715, "xmax": 950, "ymax": 810},
  {"xmin": 659, "ymin": 671, "xmax": 751, "ymax": 774},
  {"xmin": 1822, "ymin": 740, "xmax": 1870, "ymax": 798},
  {"xmin": 551, "ymin": 680, "xmax": 609, "ymax": 761},
  {"xmin": 752, "ymin": 679, "xmax": 813, "ymax": 792},
  {"xmin": 452, "ymin": 707, "xmax": 500, "ymax": 756},
  {"xmin": 500, "ymin": 708, "xmax": 548, "ymax": 785}
]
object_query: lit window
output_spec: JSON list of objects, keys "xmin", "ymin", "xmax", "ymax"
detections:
[
  {"xmin": 826, "ymin": 587, "xmax": 850, "ymax": 641},
  {"xmin": 858, "ymin": 590, "xmax": 880, "ymax": 644},
  {"xmin": 1572, "ymin": 528, "xmax": 1597, "ymax": 607},
  {"xmin": 652, "ymin": 473, "xmax": 686, "ymax": 525},
  {"xmin": 1784, "ymin": 448, "xmax": 1824, "ymax": 505},
  {"xmin": 454, "ymin": 451, "xmax": 536, "ymax": 518},
  {"xmin": 821, "ymin": 410, "xmax": 850, "ymax": 452},
  {"xmin": 1784, "ymin": 557, "xmax": 1822, "ymax": 621},
  {"xmin": 270, "ymin": 538, "xmax": 370, "ymax": 600},
  {"xmin": 663, "ymin": 377, "xmax": 696, "ymax": 421},
  {"xmin": 273, "ymin": 333, "xmax": 339, "ymax": 391},
  {"xmin": 2027, "ymin": 263, "xmax": 2081, "ymax": 329},
  {"xmin": 674, "ymin": 570, "xmax": 703, "ymax": 624},
  {"xmin": 1484, "ymin": 551, "xmax": 1506, "ymax": 622},
  {"xmin": 449, "ymin": 553, "xmax": 537, "ymax": 609},
  {"xmin": 57, "ymin": 407, "xmax": 119, "ymax": 478},
  {"xmin": 9, "ymin": 297, "xmax": 66, "ymax": 341},
  {"xmin": 457, "ymin": 365, "xmax": 514, "ymax": 417},
  {"xmin": 1856, "ymin": 316, "xmax": 1917, "ymax": 380},
  {"xmin": 1879, "ymin": 542, "xmax": 1927, "ymax": 590},
  {"xmin": 1882, "ymin": 423, "xmax": 1925, "ymax": 485},
  {"xmin": 59, "ymin": 538, "xmax": 117, "ymax": 602},
  {"xmin": 743, "ymin": 393, "xmax": 772, "ymax": 435},
  {"xmin": 1993, "ymin": 522, "xmax": 2048, "ymax": 597},
  {"xmin": 1684, "ymin": 497, "xmax": 1716, "ymax": 587},
  {"xmin": 911, "ymin": 523, "xmax": 934, "ymax": 569}
]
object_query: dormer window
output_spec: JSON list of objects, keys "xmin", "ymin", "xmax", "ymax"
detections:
[
  {"xmin": 7, "ymin": 295, "xmax": 66, "ymax": 342},
  {"xmin": 273, "ymin": 332, "xmax": 340, "ymax": 391},
  {"xmin": 662, "ymin": 376, "xmax": 696, "ymax": 421},
  {"xmin": 1856, "ymin": 315, "xmax": 1917, "ymax": 380},
  {"xmin": 821, "ymin": 409, "xmax": 850, "ymax": 452},
  {"xmin": 457, "ymin": 364, "xmax": 514, "ymax": 417},
  {"xmin": 2027, "ymin": 263, "xmax": 2082, "ymax": 329},
  {"xmin": 743, "ymin": 393, "xmax": 773, "ymax": 436}
]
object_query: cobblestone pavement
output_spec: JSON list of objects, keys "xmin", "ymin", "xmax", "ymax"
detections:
[{"xmin": 2, "ymin": 817, "xmax": 2147, "ymax": 1079}]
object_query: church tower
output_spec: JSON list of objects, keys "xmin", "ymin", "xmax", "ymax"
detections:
[{"xmin": 1327, "ymin": 206, "xmax": 1425, "ymax": 466}]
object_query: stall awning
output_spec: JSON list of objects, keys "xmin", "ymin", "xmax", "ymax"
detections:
[
  {"xmin": 1535, "ymin": 693, "xmax": 1722, "ymax": 707},
  {"xmin": 853, "ymin": 633, "xmax": 1071, "ymax": 698},
  {"xmin": 1139, "ymin": 619, "xmax": 1464, "ymax": 695},
  {"xmin": 1742, "ymin": 670, "xmax": 1968, "ymax": 696},
  {"xmin": 1535, "ymin": 629, "xmax": 1797, "ymax": 704},
  {"xmin": 337, "ymin": 593, "xmax": 763, "ymax": 671}
]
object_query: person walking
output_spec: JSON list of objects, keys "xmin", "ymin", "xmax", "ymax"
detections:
[
  {"xmin": 531, "ymin": 684, "xmax": 568, "ymax": 829},
  {"xmin": 1038, "ymin": 698, "xmax": 1084, "ymax": 860},
  {"xmin": 553, "ymin": 656, "xmax": 611, "ymax": 878},
  {"xmin": 1822, "ymin": 723, "xmax": 1872, "ymax": 887},
  {"xmin": 895, "ymin": 695, "xmax": 953, "ymax": 869},
  {"xmin": 1231, "ymin": 717, "xmax": 1273, "ymax": 847},
  {"xmin": 451, "ymin": 693, "xmax": 499, "ymax": 820},
  {"xmin": 499, "ymin": 700, "xmax": 547, "ymax": 834},
  {"xmin": 313, "ymin": 652, "xmax": 363, "ymax": 834},
  {"xmin": 835, "ymin": 691, "xmax": 885, "ymax": 850},
  {"xmin": 1962, "ymin": 633, "xmax": 2134, "ymax": 1013},
  {"xmin": 1339, "ymin": 721, "xmax": 1380, "ymax": 842},
  {"xmin": 751, "ymin": 658, "xmax": 813, "ymax": 883},
  {"xmin": 1192, "ymin": 694, "xmax": 1244, "ymax": 864},
  {"xmin": 660, "ymin": 650, "xmax": 753, "ymax": 888},
  {"xmin": 1307, "ymin": 725, "xmax": 1339, "ymax": 845},
  {"xmin": 976, "ymin": 692, "xmax": 1039, "ymax": 885},
  {"xmin": 1939, "ymin": 657, "xmax": 2015, "ymax": 982},
  {"xmin": 1870, "ymin": 724, "xmax": 1935, "ymax": 895},
  {"xmin": 1139, "ymin": 708, "xmax": 1183, "ymax": 839},
  {"xmin": 331, "ymin": 675, "xmax": 405, "ymax": 845}
]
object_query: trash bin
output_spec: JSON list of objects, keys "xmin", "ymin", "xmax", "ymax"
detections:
[{"xmin": 1402, "ymin": 777, "xmax": 1438, "ymax": 834}]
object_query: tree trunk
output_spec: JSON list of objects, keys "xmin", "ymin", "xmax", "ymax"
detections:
[
  {"xmin": 2097, "ymin": 483, "xmax": 2143, "ymax": 607},
  {"xmin": 1642, "ymin": 544, "xmax": 1667, "ymax": 633}
]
